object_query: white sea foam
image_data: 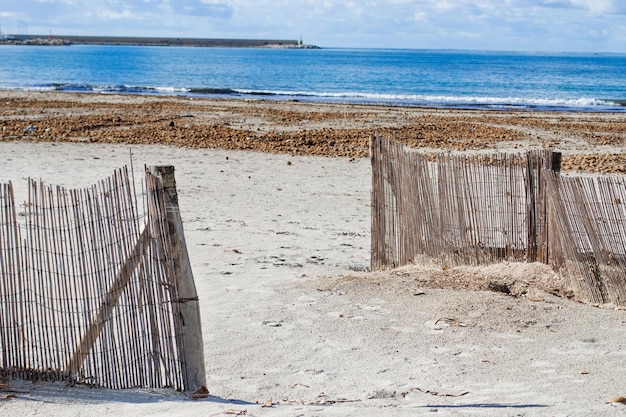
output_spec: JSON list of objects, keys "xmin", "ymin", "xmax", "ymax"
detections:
[
  {"xmin": 0, "ymin": 84, "xmax": 620, "ymax": 111},
  {"xmin": 235, "ymin": 89, "xmax": 618, "ymax": 109},
  {"xmin": 150, "ymin": 86, "xmax": 191, "ymax": 94}
]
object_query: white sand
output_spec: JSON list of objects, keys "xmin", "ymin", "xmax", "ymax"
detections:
[{"xmin": 2, "ymin": 141, "xmax": 626, "ymax": 416}]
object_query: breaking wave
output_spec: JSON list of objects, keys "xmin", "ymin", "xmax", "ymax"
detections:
[{"xmin": 5, "ymin": 83, "xmax": 624, "ymax": 112}]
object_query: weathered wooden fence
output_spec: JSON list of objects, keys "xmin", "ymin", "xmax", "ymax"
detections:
[
  {"xmin": 0, "ymin": 166, "xmax": 205, "ymax": 390},
  {"xmin": 371, "ymin": 136, "xmax": 626, "ymax": 307},
  {"xmin": 546, "ymin": 172, "xmax": 626, "ymax": 306},
  {"xmin": 371, "ymin": 136, "xmax": 560, "ymax": 269}
]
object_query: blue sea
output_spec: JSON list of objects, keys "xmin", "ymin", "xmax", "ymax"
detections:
[{"xmin": 1, "ymin": 44, "xmax": 625, "ymax": 112}]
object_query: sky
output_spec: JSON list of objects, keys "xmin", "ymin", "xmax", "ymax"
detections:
[{"xmin": 1, "ymin": 0, "xmax": 625, "ymax": 52}]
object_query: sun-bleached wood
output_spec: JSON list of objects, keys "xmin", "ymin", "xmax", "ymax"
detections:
[{"xmin": 147, "ymin": 166, "xmax": 207, "ymax": 391}]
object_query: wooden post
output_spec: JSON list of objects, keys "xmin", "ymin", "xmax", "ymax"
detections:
[
  {"xmin": 538, "ymin": 150, "xmax": 561, "ymax": 264},
  {"xmin": 525, "ymin": 150, "xmax": 562, "ymax": 263},
  {"xmin": 525, "ymin": 152, "xmax": 538, "ymax": 262},
  {"xmin": 370, "ymin": 136, "xmax": 384, "ymax": 270},
  {"xmin": 148, "ymin": 166, "xmax": 207, "ymax": 392},
  {"xmin": 544, "ymin": 151, "xmax": 562, "ymax": 264}
]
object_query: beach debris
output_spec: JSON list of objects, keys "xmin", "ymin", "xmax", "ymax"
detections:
[
  {"xmin": 610, "ymin": 396, "xmax": 626, "ymax": 404},
  {"xmin": 316, "ymin": 392, "xmax": 329, "ymax": 404},
  {"xmin": 526, "ymin": 288, "xmax": 545, "ymax": 302},
  {"xmin": 488, "ymin": 281, "xmax": 511, "ymax": 294},
  {"xmin": 434, "ymin": 317, "xmax": 472, "ymax": 327},
  {"xmin": 261, "ymin": 400, "xmax": 275, "ymax": 407},
  {"xmin": 411, "ymin": 387, "xmax": 470, "ymax": 397},
  {"xmin": 367, "ymin": 389, "xmax": 401, "ymax": 399},
  {"xmin": 262, "ymin": 320, "xmax": 283, "ymax": 327},
  {"xmin": 313, "ymin": 392, "xmax": 356, "ymax": 404},
  {"xmin": 0, "ymin": 383, "xmax": 21, "ymax": 400},
  {"xmin": 290, "ymin": 383, "xmax": 310, "ymax": 389},
  {"xmin": 3, "ymin": 94, "xmax": 626, "ymax": 172},
  {"xmin": 209, "ymin": 409, "xmax": 248, "ymax": 416},
  {"xmin": 189, "ymin": 385, "xmax": 210, "ymax": 400},
  {"xmin": 23, "ymin": 125, "xmax": 37, "ymax": 133}
]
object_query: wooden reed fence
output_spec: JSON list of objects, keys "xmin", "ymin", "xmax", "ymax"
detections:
[
  {"xmin": 371, "ymin": 136, "xmax": 626, "ymax": 307},
  {"xmin": 0, "ymin": 166, "xmax": 205, "ymax": 390},
  {"xmin": 546, "ymin": 172, "xmax": 626, "ymax": 306},
  {"xmin": 371, "ymin": 136, "xmax": 560, "ymax": 269}
]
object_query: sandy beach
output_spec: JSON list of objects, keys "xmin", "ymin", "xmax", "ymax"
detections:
[{"xmin": 2, "ymin": 91, "xmax": 626, "ymax": 416}]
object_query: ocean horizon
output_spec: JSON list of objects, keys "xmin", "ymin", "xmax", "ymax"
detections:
[{"xmin": 1, "ymin": 44, "xmax": 625, "ymax": 112}]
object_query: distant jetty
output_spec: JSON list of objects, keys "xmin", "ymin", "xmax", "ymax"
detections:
[{"xmin": 0, "ymin": 34, "xmax": 320, "ymax": 48}]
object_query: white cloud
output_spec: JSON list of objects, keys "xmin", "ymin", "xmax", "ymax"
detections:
[
  {"xmin": 570, "ymin": 0, "xmax": 616, "ymax": 14},
  {"xmin": 96, "ymin": 9, "xmax": 134, "ymax": 20},
  {"xmin": 2, "ymin": 0, "xmax": 626, "ymax": 51},
  {"xmin": 526, "ymin": 0, "xmax": 626, "ymax": 14},
  {"xmin": 412, "ymin": 11, "xmax": 427, "ymax": 22},
  {"xmin": 165, "ymin": 1, "xmax": 233, "ymax": 17}
]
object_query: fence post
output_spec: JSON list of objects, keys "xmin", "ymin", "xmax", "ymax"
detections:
[
  {"xmin": 370, "ymin": 136, "xmax": 385, "ymax": 270},
  {"xmin": 148, "ymin": 166, "xmax": 207, "ymax": 392},
  {"xmin": 538, "ymin": 151, "xmax": 561, "ymax": 264},
  {"xmin": 525, "ymin": 150, "xmax": 562, "ymax": 263}
]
